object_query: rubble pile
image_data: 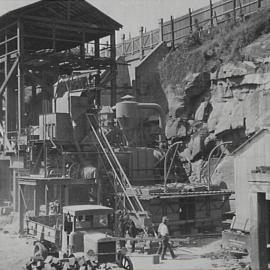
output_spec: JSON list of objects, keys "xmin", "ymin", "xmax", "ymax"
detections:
[{"xmin": 25, "ymin": 255, "xmax": 114, "ymax": 270}]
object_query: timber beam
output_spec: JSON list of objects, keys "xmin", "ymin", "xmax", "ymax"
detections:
[
  {"xmin": 19, "ymin": 15, "xmax": 115, "ymax": 33},
  {"xmin": 0, "ymin": 56, "xmax": 18, "ymax": 96}
]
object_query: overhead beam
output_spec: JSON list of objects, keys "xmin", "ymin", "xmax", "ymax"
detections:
[
  {"xmin": 19, "ymin": 15, "xmax": 115, "ymax": 32},
  {"xmin": 24, "ymin": 34, "xmax": 82, "ymax": 44},
  {"xmin": 22, "ymin": 19, "xmax": 111, "ymax": 37},
  {"xmin": 0, "ymin": 56, "xmax": 19, "ymax": 96}
]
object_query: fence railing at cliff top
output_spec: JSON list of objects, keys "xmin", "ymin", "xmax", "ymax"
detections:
[{"xmin": 116, "ymin": 0, "xmax": 268, "ymax": 58}]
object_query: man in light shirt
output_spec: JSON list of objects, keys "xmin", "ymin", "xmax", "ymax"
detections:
[{"xmin": 157, "ymin": 216, "xmax": 176, "ymax": 260}]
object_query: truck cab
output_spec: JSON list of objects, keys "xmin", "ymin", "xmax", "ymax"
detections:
[{"xmin": 62, "ymin": 205, "xmax": 115, "ymax": 263}]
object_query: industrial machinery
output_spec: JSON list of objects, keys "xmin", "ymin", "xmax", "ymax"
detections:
[
  {"xmin": 17, "ymin": 71, "xmax": 232, "ymax": 239},
  {"xmin": 27, "ymin": 204, "xmax": 133, "ymax": 270}
]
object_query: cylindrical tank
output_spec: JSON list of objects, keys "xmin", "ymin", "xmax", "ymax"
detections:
[
  {"xmin": 116, "ymin": 101, "xmax": 138, "ymax": 121},
  {"xmin": 116, "ymin": 95, "xmax": 166, "ymax": 146},
  {"xmin": 116, "ymin": 96, "xmax": 139, "ymax": 146}
]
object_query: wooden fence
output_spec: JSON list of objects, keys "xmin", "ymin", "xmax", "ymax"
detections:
[{"xmin": 116, "ymin": 0, "xmax": 269, "ymax": 58}]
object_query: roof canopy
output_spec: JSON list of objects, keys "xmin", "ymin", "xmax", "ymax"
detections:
[
  {"xmin": 0, "ymin": 0, "xmax": 122, "ymax": 52},
  {"xmin": 0, "ymin": 0, "xmax": 121, "ymax": 30},
  {"xmin": 63, "ymin": 204, "xmax": 113, "ymax": 216}
]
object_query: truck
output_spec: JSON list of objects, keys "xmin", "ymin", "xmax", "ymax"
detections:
[{"xmin": 26, "ymin": 204, "xmax": 133, "ymax": 270}]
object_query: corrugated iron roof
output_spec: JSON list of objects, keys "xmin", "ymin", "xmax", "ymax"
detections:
[{"xmin": 0, "ymin": 0, "xmax": 122, "ymax": 30}]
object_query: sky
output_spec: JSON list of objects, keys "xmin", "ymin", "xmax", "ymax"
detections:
[{"xmin": 0, "ymin": 0, "xmax": 211, "ymax": 42}]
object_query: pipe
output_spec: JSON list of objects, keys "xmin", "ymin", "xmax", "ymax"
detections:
[
  {"xmin": 137, "ymin": 103, "xmax": 166, "ymax": 142},
  {"xmin": 163, "ymin": 141, "xmax": 183, "ymax": 192},
  {"xmin": 207, "ymin": 141, "xmax": 232, "ymax": 191}
]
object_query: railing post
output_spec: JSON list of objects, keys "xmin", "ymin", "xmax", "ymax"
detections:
[
  {"xmin": 150, "ymin": 31, "xmax": 154, "ymax": 48},
  {"xmin": 189, "ymin": 8, "xmax": 193, "ymax": 33},
  {"xmin": 121, "ymin": 33, "xmax": 125, "ymax": 56},
  {"xmin": 170, "ymin": 16, "xmax": 175, "ymax": 50},
  {"xmin": 159, "ymin": 18, "xmax": 164, "ymax": 42},
  {"xmin": 210, "ymin": 0, "xmax": 214, "ymax": 28},
  {"xmin": 258, "ymin": 0, "xmax": 262, "ymax": 8},
  {"xmin": 139, "ymin": 26, "xmax": 144, "ymax": 59},
  {"xmin": 233, "ymin": 0, "xmax": 236, "ymax": 22}
]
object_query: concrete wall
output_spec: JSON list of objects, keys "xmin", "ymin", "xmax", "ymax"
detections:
[{"xmin": 234, "ymin": 130, "xmax": 270, "ymax": 231}]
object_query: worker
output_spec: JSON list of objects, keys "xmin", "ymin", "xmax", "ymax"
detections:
[
  {"xmin": 117, "ymin": 210, "xmax": 127, "ymax": 248},
  {"xmin": 157, "ymin": 216, "xmax": 176, "ymax": 260},
  {"xmin": 127, "ymin": 217, "xmax": 137, "ymax": 253}
]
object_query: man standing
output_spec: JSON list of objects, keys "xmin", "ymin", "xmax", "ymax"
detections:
[{"xmin": 157, "ymin": 216, "xmax": 176, "ymax": 260}]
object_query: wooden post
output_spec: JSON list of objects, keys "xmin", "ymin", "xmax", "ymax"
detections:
[
  {"xmin": 170, "ymin": 16, "xmax": 175, "ymax": 50},
  {"xmin": 250, "ymin": 192, "xmax": 268, "ymax": 270},
  {"xmin": 210, "ymin": 0, "xmax": 214, "ymax": 28},
  {"xmin": 258, "ymin": 0, "xmax": 262, "ymax": 8},
  {"xmin": 17, "ymin": 20, "xmax": 25, "ymax": 134},
  {"xmin": 189, "ymin": 8, "xmax": 193, "ymax": 33},
  {"xmin": 131, "ymin": 38, "xmax": 134, "ymax": 55},
  {"xmin": 159, "ymin": 18, "xmax": 164, "ymax": 42},
  {"xmin": 150, "ymin": 31, "xmax": 154, "ymax": 48},
  {"xmin": 95, "ymin": 38, "xmax": 101, "ymax": 106},
  {"xmin": 45, "ymin": 184, "xmax": 49, "ymax": 215},
  {"xmin": 4, "ymin": 29, "xmax": 9, "ymax": 149},
  {"xmin": 18, "ymin": 184, "xmax": 25, "ymax": 234},
  {"xmin": 52, "ymin": 24, "xmax": 56, "ymax": 50},
  {"xmin": 33, "ymin": 186, "xmax": 39, "ymax": 216},
  {"xmin": 13, "ymin": 169, "xmax": 18, "ymax": 211},
  {"xmin": 139, "ymin": 26, "xmax": 144, "ymax": 59},
  {"xmin": 64, "ymin": 185, "xmax": 69, "ymax": 206},
  {"xmin": 121, "ymin": 34, "xmax": 125, "ymax": 56},
  {"xmin": 233, "ymin": 0, "xmax": 236, "ymax": 23},
  {"xmin": 97, "ymin": 153, "xmax": 102, "ymax": 205},
  {"xmin": 110, "ymin": 32, "xmax": 117, "ymax": 107},
  {"xmin": 80, "ymin": 31, "xmax": 86, "ymax": 65}
]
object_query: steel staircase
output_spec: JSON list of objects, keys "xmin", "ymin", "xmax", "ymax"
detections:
[{"xmin": 86, "ymin": 113, "xmax": 149, "ymax": 232}]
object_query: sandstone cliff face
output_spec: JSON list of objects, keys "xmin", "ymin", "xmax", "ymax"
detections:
[{"xmin": 158, "ymin": 10, "xmax": 270, "ymax": 186}]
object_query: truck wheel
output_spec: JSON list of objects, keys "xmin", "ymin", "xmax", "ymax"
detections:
[
  {"xmin": 117, "ymin": 253, "xmax": 133, "ymax": 270},
  {"xmin": 34, "ymin": 242, "xmax": 48, "ymax": 259}
]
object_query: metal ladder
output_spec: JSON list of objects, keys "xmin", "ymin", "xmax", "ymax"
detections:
[{"xmin": 86, "ymin": 113, "xmax": 148, "ymax": 232}]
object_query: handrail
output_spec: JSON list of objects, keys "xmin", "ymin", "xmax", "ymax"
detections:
[{"xmin": 116, "ymin": 0, "xmax": 262, "ymax": 57}]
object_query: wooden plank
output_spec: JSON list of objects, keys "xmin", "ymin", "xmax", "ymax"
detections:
[{"xmin": 24, "ymin": 34, "xmax": 82, "ymax": 44}]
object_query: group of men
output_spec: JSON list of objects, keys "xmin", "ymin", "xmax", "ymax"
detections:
[{"xmin": 118, "ymin": 212, "xmax": 176, "ymax": 260}]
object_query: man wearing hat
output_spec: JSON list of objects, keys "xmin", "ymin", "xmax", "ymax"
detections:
[{"xmin": 157, "ymin": 216, "xmax": 176, "ymax": 260}]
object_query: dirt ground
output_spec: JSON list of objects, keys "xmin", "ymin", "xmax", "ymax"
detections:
[{"xmin": 0, "ymin": 215, "xmax": 250, "ymax": 270}]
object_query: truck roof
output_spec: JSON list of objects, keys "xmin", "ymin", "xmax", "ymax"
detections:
[{"xmin": 63, "ymin": 204, "xmax": 113, "ymax": 216}]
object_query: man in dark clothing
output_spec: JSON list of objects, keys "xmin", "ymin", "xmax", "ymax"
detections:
[{"xmin": 127, "ymin": 218, "xmax": 137, "ymax": 252}]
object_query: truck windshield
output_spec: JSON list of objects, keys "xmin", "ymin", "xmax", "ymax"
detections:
[
  {"xmin": 93, "ymin": 214, "xmax": 108, "ymax": 228},
  {"xmin": 75, "ymin": 214, "xmax": 109, "ymax": 230}
]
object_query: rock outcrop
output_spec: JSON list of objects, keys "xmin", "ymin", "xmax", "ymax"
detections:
[{"xmin": 158, "ymin": 11, "xmax": 270, "ymax": 185}]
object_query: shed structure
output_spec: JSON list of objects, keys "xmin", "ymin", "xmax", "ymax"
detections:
[
  {"xmin": 233, "ymin": 128, "xmax": 270, "ymax": 231},
  {"xmin": 230, "ymin": 128, "xmax": 270, "ymax": 270},
  {"xmin": 0, "ymin": 0, "xmax": 121, "ymax": 153},
  {"xmin": 0, "ymin": 0, "xmax": 122, "ymax": 206}
]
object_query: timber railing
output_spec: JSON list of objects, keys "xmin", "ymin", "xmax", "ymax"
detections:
[{"xmin": 116, "ymin": 0, "xmax": 268, "ymax": 58}]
